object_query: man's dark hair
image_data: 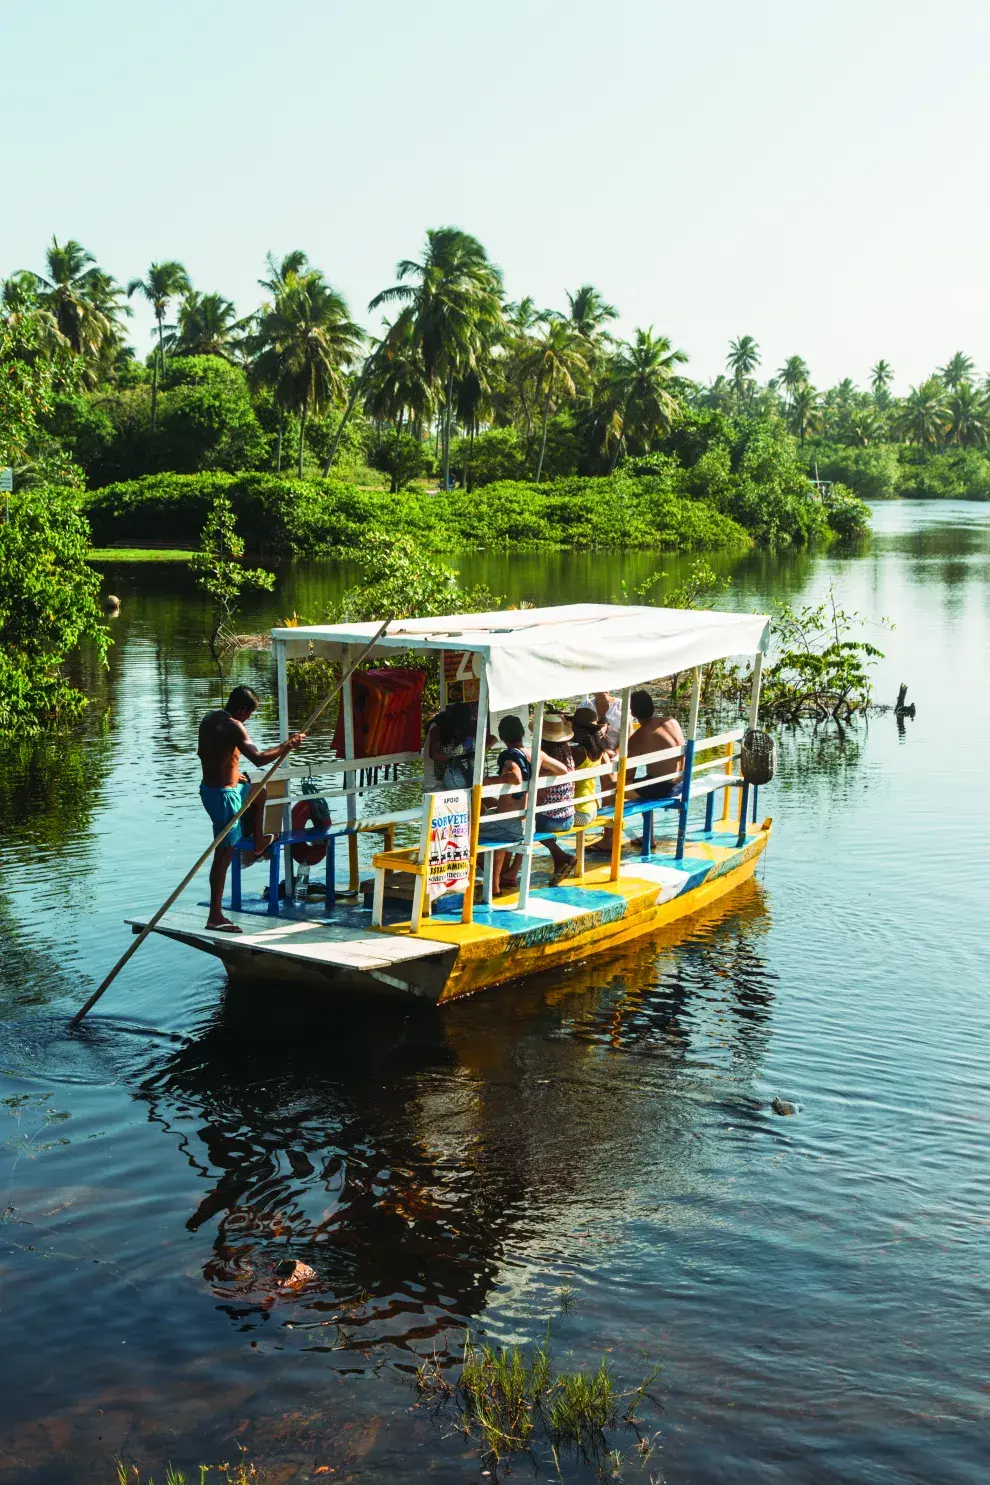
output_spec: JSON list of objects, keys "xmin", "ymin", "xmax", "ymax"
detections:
[
  {"xmin": 226, "ymin": 685, "xmax": 260, "ymax": 715},
  {"xmin": 498, "ymin": 714, "xmax": 525, "ymax": 745},
  {"xmin": 630, "ymin": 689, "xmax": 655, "ymax": 721}
]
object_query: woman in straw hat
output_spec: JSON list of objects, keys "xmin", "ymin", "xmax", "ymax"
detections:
[{"xmin": 533, "ymin": 712, "xmax": 578, "ymax": 885}]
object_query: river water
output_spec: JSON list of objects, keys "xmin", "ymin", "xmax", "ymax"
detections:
[{"xmin": 0, "ymin": 502, "xmax": 987, "ymax": 1483}]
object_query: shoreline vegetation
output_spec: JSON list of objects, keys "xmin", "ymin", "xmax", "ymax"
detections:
[{"xmin": 6, "ymin": 221, "xmax": 959, "ymax": 734}]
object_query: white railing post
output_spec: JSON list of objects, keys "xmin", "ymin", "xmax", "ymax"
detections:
[
  {"xmin": 609, "ymin": 688, "xmax": 632, "ymax": 881},
  {"xmin": 517, "ymin": 700, "xmax": 543, "ymax": 909}
]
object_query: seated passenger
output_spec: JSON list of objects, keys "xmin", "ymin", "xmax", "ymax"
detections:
[
  {"xmin": 591, "ymin": 690, "xmax": 685, "ymax": 854},
  {"xmin": 626, "ymin": 690, "xmax": 686, "ymax": 802},
  {"xmin": 534, "ymin": 713, "xmax": 577, "ymax": 885},
  {"xmin": 422, "ymin": 701, "xmax": 474, "ymax": 792},
  {"xmin": 570, "ymin": 704, "xmax": 610, "ymax": 828},
  {"xmin": 477, "ymin": 714, "xmax": 530, "ymax": 895}
]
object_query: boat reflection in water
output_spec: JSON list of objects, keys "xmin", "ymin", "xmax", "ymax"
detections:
[{"xmin": 137, "ymin": 881, "xmax": 776, "ymax": 1357}]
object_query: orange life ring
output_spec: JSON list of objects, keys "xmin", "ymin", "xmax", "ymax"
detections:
[{"xmin": 291, "ymin": 799, "xmax": 329, "ymax": 864}]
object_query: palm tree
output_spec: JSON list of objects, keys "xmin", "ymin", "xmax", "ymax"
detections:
[
  {"xmin": 896, "ymin": 378, "xmax": 950, "ymax": 457},
  {"xmin": 787, "ymin": 384, "xmax": 821, "ymax": 445},
  {"xmin": 938, "ymin": 352, "xmax": 975, "ymax": 390},
  {"xmin": 526, "ymin": 319, "xmax": 589, "ymax": 481},
  {"xmin": 363, "ymin": 311, "xmax": 433, "ymax": 433},
  {"xmin": 369, "ymin": 227, "xmax": 504, "ymax": 487},
  {"xmin": 870, "ymin": 360, "xmax": 894, "ymax": 406},
  {"xmin": 603, "ymin": 328, "xmax": 687, "ymax": 470},
  {"xmin": 254, "ymin": 272, "xmax": 364, "ymax": 476},
  {"xmin": 566, "ymin": 284, "xmax": 618, "ymax": 360},
  {"xmin": 776, "ymin": 355, "xmax": 809, "ymax": 403},
  {"xmin": 127, "ymin": 260, "xmax": 190, "ymax": 430},
  {"xmin": 946, "ymin": 382, "xmax": 987, "ymax": 447},
  {"xmin": 1, "ymin": 271, "xmax": 64, "ymax": 353},
  {"xmin": 29, "ymin": 237, "xmax": 111, "ymax": 367},
  {"xmin": 166, "ymin": 291, "xmax": 246, "ymax": 358},
  {"xmin": 846, "ymin": 403, "xmax": 884, "ymax": 446},
  {"xmin": 259, "ymin": 250, "xmax": 309, "ymax": 298},
  {"xmin": 727, "ymin": 335, "xmax": 760, "ymax": 403}
]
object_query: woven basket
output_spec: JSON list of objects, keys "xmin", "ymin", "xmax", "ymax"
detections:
[{"xmin": 740, "ymin": 729, "xmax": 776, "ymax": 786}]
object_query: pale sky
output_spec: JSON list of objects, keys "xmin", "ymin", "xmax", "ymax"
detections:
[{"xmin": 5, "ymin": 0, "xmax": 989, "ymax": 393}]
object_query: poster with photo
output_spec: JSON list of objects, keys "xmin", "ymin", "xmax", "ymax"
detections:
[{"xmin": 426, "ymin": 790, "xmax": 471, "ymax": 901}]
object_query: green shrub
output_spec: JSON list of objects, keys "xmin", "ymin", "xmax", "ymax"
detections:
[
  {"xmin": 0, "ymin": 485, "xmax": 109, "ymax": 735},
  {"xmin": 822, "ymin": 481, "xmax": 871, "ymax": 538},
  {"xmin": 84, "ymin": 469, "xmax": 750, "ymax": 556},
  {"xmin": 157, "ymin": 356, "xmax": 268, "ymax": 473},
  {"xmin": 804, "ymin": 441, "xmax": 901, "ymax": 501},
  {"xmin": 897, "ymin": 448, "xmax": 990, "ymax": 500},
  {"xmin": 80, "ymin": 358, "xmax": 267, "ymax": 485}
]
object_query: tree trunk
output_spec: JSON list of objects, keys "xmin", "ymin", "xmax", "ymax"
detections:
[
  {"xmin": 464, "ymin": 417, "xmax": 475, "ymax": 491},
  {"xmin": 298, "ymin": 399, "xmax": 308, "ymax": 477},
  {"xmin": 150, "ymin": 350, "xmax": 160, "ymax": 436},
  {"xmin": 608, "ymin": 431, "xmax": 624, "ymax": 474},
  {"xmin": 276, "ymin": 406, "xmax": 283, "ymax": 473},
  {"xmin": 441, "ymin": 369, "xmax": 454, "ymax": 489},
  {"xmin": 534, "ymin": 377, "xmax": 553, "ymax": 482},
  {"xmin": 321, "ymin": 367, "xmax": 368, "ymax": 476}
]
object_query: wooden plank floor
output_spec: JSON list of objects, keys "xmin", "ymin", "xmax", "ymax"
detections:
[{"xmin": 126, "ymin": 908, "xmax": 454, "ymax": 971}]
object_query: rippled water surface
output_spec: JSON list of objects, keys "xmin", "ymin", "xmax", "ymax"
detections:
[{"xmin": 1, "ymin": 502, "xmax": 988, "ymax": 1482}]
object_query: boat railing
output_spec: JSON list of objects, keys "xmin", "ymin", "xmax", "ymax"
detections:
[{"xmin": 268, "ymin": 725, "xmax": 748, "ymax": 922}]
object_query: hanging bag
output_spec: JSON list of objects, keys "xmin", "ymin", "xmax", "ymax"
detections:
[{"xmin": 740, "ymin": 729, "xmax": 776, "ymax": 786}]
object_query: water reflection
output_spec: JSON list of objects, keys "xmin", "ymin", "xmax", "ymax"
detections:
[{"xmin": 134, "ymin": 891, "xmax": 776, "ymax": 1360}]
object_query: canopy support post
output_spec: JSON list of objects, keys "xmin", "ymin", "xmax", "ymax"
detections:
[
  {"xmin": 275, "ymin": 638, "xmax": 295, "ymax": 897},
  {"xmin": 275, "ymin": 638, "xmax": 292, "ymax": 841},
  {"xmin": 461, "ymin": 665, "xmax": 489, "ymax": 924},
  {"xmin": 675, "ymin": 668, "xmax": 700, "ymax": 860},
  {"xmin": 342, "ymin": 644, "xmax": 359, "ymax": 893},
  {"xmin": 737, "ymin": 650, "xmax": 764, "ymax": 847},
  {"xmin": 609, "ymin": 688, "xmax": 632, "ymax": 882},
  {"xmin": 517, "ymin": 701, "xmax": 543, "ymax": 910},
  {"xmin": 749, "ymin": 650, "xmax": 764, "ymax": 730}
]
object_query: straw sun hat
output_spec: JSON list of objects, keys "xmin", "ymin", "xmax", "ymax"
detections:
[{"xmin": 539, "ymin": 712, "xmax": 574, "ymax": 743}]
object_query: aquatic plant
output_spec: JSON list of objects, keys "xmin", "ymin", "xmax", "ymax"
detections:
[
  {"xmin": 115, "ymin": 1460, "xmax": 257, "ymax": 1484},
  {"xmin": 762, "ymin": 588, "xmax": 885, "ymax": 722},
  {"xmin": 188, "ymin": 494, "xmax": 273, "ymax": 673},
  {"xmin": 416, "ymin": 1327, "xmax": 661, "ymax": 1475}
]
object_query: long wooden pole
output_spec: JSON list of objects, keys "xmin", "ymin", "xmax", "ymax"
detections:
[{"xmin": 69, "ymin": 619, "xmax": 391, "ymax": 1027}]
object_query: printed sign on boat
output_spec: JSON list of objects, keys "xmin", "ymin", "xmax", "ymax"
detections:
[{"xmin": 427, "ymin": 789, "xmax": 470, "ymax": 900}]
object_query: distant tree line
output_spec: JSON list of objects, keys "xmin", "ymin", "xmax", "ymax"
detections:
[{"xmin": 6, "ymin": 228, "xmax": 980, "ymax": 502}]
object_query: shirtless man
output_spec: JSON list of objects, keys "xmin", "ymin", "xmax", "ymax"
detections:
[
  {"xmin": 592, "ymin": 690, "xmax": 685, "ymax": 854},
  {"xmin": 198, "ymin": 685, "xmax": 306, "ymax": 932}
]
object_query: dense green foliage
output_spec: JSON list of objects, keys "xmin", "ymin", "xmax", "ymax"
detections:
[
  {"xmin": 0, "ymin": 317, "xmax": 110, "ymax": 735},
  {"xmin": 84, "ymin": 468, "xmax": 751, "ymax": 556},
  {"xmin": 0, "ymin": 484, "xmax": 108, "ymax": 733},
  {"xmin": 3, "ymin": 230, "xmax": 873, "ymax": 552},
  {"xmin": 805, "ymin": 439, "xmax": 990, "ymax": 501}
]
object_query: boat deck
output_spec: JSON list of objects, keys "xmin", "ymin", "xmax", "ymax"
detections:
[{"xmin": 128, "ymin": 823, "xmax": 769, "ymax": 1002}]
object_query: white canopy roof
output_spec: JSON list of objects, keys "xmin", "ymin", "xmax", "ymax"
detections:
[{"xmin": 271, "ymin": 604, "xmax": 770, "ymax": 712}]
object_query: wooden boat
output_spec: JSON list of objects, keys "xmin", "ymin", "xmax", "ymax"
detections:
[{"xmin": 131, "ymin": 604, "xmax": 772, "ymax": 1002}]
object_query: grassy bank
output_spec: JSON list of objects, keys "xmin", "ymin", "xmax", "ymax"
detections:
[{"xmin": 87, "ymin": 547, "xmax": 193, "ymax": 562}]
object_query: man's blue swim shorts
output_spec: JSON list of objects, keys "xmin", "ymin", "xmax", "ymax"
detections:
[{"xmin": 200, "ymin": 781, "xmax": 252, "ymax": 846}]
